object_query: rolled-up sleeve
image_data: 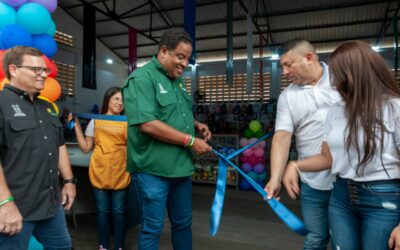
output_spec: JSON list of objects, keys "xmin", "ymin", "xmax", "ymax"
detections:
[
  {"xmin": 123, "ymin": 76, "xmax": 157, "ymax": 126},
  {"xmin": 275, "ymin": 92, "xmax": 294, "ymax": 133}
]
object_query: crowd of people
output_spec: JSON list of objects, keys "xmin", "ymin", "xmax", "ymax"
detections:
[{"xmin": 1, "ymin": 28, "xmax": 400, "ymax": 250}]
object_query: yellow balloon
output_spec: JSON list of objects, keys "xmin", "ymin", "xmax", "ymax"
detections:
[{"xmin": 0, "ymin": 77, "xmax": 9, "ymax": 91}]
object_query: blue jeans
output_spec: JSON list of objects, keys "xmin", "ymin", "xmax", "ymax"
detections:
[
  {"xmin": 329, "ymin": 177, "xmax": 400, "ymax": 250},
  {"xmin": 93, "ymin": 188, "xmax": 129, "ymax": 250},
  {"xmin": 133, "ymin": 172, "xmax": 192, "ymax": 250},
  {"xmin": 300, "ymin": 182, "xmax": 331, "ymax": 250},
  {"xmin": 0, "ymin": 206, "xmax": 71, "ymax": 250}
]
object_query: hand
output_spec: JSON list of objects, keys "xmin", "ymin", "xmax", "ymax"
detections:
[
  {"xmin": 0, "ymin": 201, "xmax": 23, "ymax": 235},
  {"xmin": 282, "ymin": 162, "xmax": 300, "ymax": 200},
  {"xmin": 195, "ymin": 122, "xmax": 212, "ymax": 142},
  {"xmin": 264, "ymin": 178, "xmax": 281, "ymax": 200},
  {"xmin": 389, "ymin": 224, "xmax": 400, "ymax": 250},
  {"xmin": 191, "ymin": 137, "xmax": 212, "ymax": 155},
  {"xmin": 61, "ymin": 183, "xmax": 76, "ymax": 211}
]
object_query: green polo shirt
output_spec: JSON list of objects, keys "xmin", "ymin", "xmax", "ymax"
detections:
[{"xmin": 121, "ymin": 57, "xmax": 195, "ymax": 177}]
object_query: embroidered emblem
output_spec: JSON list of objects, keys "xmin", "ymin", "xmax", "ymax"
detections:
[
  {"xmin": 11, "ymin": 104, "xmax": 26, "ymax": 117},
  {"xmin": 46, "ymin": 108, "xmax": 58, "ymax": 116},
  {"xmin": 158, "ymin": 83, "xmax": 168, "ymax": 94},
  {"xmin": 179, "ymin": 82, "xmax": 187, "ymax": 91}
]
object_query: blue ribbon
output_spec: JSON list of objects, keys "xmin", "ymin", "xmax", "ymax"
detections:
[
  {"xmin": 67, "ymin": 112, "xmax": 127, "ymax": 130},
  {"xmin": 210, "ymin": 132, "xmax": 308, "ymax": 236}
]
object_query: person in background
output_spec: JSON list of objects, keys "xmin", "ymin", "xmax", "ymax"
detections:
[
  {"xmin": 289, "ymin": 40, "xmax": 400, "ymax": 250},
  {"xmin": 264, "ymin": 38, "xmax": 341, "ymax": 249},
  {"xmin": 122, "ymin": 28, "xmax": 212, "ymax": 250},
  {"xmin": 0, "ymin": 46, "xmax": 76, "ymax": 249},
  {"xmin": 68, "ymin": 86, "xmax": 130, "ymax": 250}
]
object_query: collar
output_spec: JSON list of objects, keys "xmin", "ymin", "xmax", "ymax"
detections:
[
  {"xmin": 152, "ymin": 56, "xmax": 169, "ymax": 77},
  {"xmin": 4, "ymin": 84, "xmax": 40, "ymax": 100}
]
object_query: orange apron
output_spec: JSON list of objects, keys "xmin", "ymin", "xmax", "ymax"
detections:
[{"xmin": 89, "ymin": 119, "xmax": 131, "ymax": 189}]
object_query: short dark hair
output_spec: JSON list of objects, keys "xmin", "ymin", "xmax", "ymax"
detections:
[
  {"xmin": 158, "ymin": 28, "xmax": 193, "ymax": 51},
  {"xmin": 101, "ymin": 86, "xmax": 122, "ymax": 114},
  {"xmin": 279, "ymin": 38, "xmax": 317, "ymax": 57},
  {"xmin": 3, "ymin": 46, "xmax": 43, "ymax": 80}
]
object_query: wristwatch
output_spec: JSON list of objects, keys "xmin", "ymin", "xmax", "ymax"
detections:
[{"xmin": 63, "ymin": 177, "xmax": 77, "ymax": 185}]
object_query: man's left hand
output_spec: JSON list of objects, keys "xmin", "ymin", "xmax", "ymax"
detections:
[
  {"xmin": 195, "ymin": 122, "xmax": 212, "ymax": 141},
  {"xmin": 61, "ymin": 183, "xmax": 76, "ymax": 211}
]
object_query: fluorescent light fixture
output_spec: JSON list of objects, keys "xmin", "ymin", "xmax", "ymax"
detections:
[
  {"xmin": 188, "ymin": 63, "xmax": 200, "ymax": 67},
  {"xmin": 106, "ymin": 58, "xmax": 113, "ymax": 64},
  {"xmin": 271, "ymin": 54, "xmax": 280, "ymax": 60},
  {"xmin": 372, "ymin": 46, "xmax": 380, "ymax": 52}
]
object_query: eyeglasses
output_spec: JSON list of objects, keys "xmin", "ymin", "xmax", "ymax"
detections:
[{"xmin": 15, "ymin": 65, "xmax": 51, "ymax": 75}]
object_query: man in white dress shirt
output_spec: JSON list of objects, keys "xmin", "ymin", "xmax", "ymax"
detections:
[{"xmin": 264, "ymin": 39, "xmax": 341, "ymax": 250}]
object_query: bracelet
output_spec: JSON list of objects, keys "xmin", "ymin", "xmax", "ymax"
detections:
[
  {"xmin": 188, "ymin": 136, "xmax": 195, "ymax": 148},
  {"xmin": 0, "ymin": 197, "xmax": 14, "ymax": 206},
  {"xmin": 182, "ymin": 134, "xmax": 190, "ymax": 147},
  {"xmin": 289, "ymin": 161, "xmax": 301, "ymax": 173}
]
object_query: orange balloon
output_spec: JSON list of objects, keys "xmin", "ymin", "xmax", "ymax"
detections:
[
  {"xmin": 0, "ymin": 50, "xmax": 5, "ymax": 79},
  {"xmin": 40, "ymin": 77, "xmax": 61, "ymax": 102},
  {"xmin": 0, "ymin": 77, "xmax": 9, "ymax": 91}
]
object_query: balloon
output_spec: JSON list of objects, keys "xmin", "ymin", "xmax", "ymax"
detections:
[
  {"xmin": 17, "ymin": 3, "xmax": 51, "ymax": 34},
  {"xmin": 0, "ymin": 2, "xmax": 16, "ymax": 29},
  {"xmin": 255, "ymin": 130, "xmax": 264, "ymax": 138},
  {"xmin": 40, "ymin": 77, "xmax": 61, "ymax": 102},
  {"xmin": 32, "ymin": 34, "xmax": 57, "ymax": 58},
  {"xmin": 1, "ymin": 24, "xmax": 32, "ymax": 49},
  {"xmin": 249, "ymin": 120, "xmax": 262, "ymax": 133},
  {"xmin": 254, "ymin": 147, "xmax": 265, "ymax": 157},
  {"xmin": 239, "ymin": 155, "xmax": 248, "ymax": 163},
  {"xmin": 257, "ymin": 140, "xmax": 266, "ymax": 148},
  {"xmin": 257, "ymin": 157, "xmax": 265, "ymax": 164},
  {"xmin": 1, "ymin": 0, "xmax": 28, "ymax": 8},
  {"xmin": 239, "ymin": 179, "xmax": 251, "ymax": 191},
  {"xmin": 243, "ymin": 148, "xmax": 253, "ymax": 157},
  {"xmin": 257, "ymin": 172, "xmax": 267, "ymax": 181},
  {"xmin": 247, "ymin": 171, "xmax": 258, "ymax": 181},
  {"xmin": 256, "ymin": 180, "xmax": 265, "ymax": 188},
  {"xmin": 43, "ymin": 55, "xmax": 58, "ymax": 78},
  {"xmin": 0, "ymin": 77, "xmax": 9, "ymax": 90},
  {"xmin": 248, "ymin": 155, "xmax": 258, "ymax": 166},
  {"xmin": 239, "ymin": 137, "xmax": 248, "ymax": 147},
  {"xmin": 253, "ymin": 163, "xmax": 265, "ymax": 174},
  {"xmin": 45, "ymin": 19, "xmax": 56, "ymax": 37},
  {"xmin": 28, "ymin": 0, "xmax": 58, "ymax": 13},
  {"xmin": 0, "ymin": 50, "xmax": 5, "ymax": 78},
  {"xmin": 243, "ymin": 129, "xmax": 254, "ymax": 139},
  {"xmin": 241, "ymin": 163, "xmax": 252, "ymax": 173}
]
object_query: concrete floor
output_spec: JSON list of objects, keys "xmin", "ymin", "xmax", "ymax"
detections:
[{"xmin": 67, "ymin": 184, "xmax": 305, "ymax": 250}]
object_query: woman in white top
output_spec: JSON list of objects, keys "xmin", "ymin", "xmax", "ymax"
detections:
[{"xmin": 287, "ymin": 40, "xmax": 400, "ymax": 250}]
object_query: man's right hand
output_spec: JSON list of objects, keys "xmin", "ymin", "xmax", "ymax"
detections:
[
  {"xmin": 264, "ymin": 178, "xmax": 282, "ymax": 200},
  {"xmin": 0, "ymin": 201, "xmax": 23, "ymax": 235},
  {"xmin": 191, "ymin": 137, "xmax": 212, "ymax": 154}
]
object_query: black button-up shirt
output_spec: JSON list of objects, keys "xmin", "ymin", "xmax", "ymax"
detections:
[{"xmin": 0, "ymin": 85, "xmax": 65, "ymax": 221}]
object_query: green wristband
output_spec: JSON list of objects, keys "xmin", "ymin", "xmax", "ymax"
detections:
[
  {"xmin": 188, "ymin": 136, "xmax": 195, "ymax": 148},
  {"xmin": 0, "ymin": 197, "xmax": 14, "ymax": 206}
]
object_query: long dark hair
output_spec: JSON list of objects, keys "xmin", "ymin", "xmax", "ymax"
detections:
[
  {"xmin": 329, "ymin": 40, "xmax": 400, "ymax": 175},
  {"xmin": 101, "ymin": 86, "xmax": 122, "ymax": 114}
]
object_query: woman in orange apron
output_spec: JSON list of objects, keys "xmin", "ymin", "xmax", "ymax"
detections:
[{"xmin": 69, "ymin": 87, "xmax": 130, "ymax": 250}]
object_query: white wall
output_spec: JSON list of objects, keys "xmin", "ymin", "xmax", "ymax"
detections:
[{"xmin": 52, "ymin": 7, "xmax": 129, "ymax": 113}]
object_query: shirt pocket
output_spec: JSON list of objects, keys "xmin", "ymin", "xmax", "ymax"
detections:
[
  {"xmin": 9, "ymin": 118, "xmax": 38, "ymax": 148},
  {"xmin": 157, "ymin": 94, "xmax": 176, "ymax": 121}
]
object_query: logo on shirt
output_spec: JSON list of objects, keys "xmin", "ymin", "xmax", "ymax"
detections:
[
  {"xmin": 158, "ymin": 83, "xmax": 168, "ymax": 94},
  {"xmin": 179, "ymin": 82, "xmax": 187, "ymax": 91},
  {"xmin": 46, "ymin": 108, "xmax": 58, "ymax": 116},
  {"xmin": 11, "ymin": 104, "xmax": 26, "ymax": 117}
]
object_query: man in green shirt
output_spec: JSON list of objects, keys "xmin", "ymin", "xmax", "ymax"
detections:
[{"xmin": 122, "ymin": 28, "xmax": 212, "ymax": 250}]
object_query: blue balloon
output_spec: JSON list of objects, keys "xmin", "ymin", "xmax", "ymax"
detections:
[
  {"xmin": 1, "ymin": 24, "xmax": 32, "ymax": 49},
  {"xmin": 257, "ymin": 172, "xmax": 267, "ymax": 181},
  {"xmin": 32, "ymin": 34, "xmax": 57, "ymax": 58},
  {"xmin": 239, "ymin": 179, "xmax": 252, "ymax": 191},
  {"xmin": 45, "ymin": 19, "xmax": 56, "ymax": 37},
  {"xmin": 0, "ymin": 2, "xmax": 16, "ymax": 29},
  {"xmin": 247, "ymin": 171, "xmax": 258, "ymax": 181},
  {"xmin": 17, "ymin": 3, "xmax": 51, "ymax": 34}
]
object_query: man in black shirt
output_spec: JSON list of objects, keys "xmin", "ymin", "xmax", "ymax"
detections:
[{"xmin": 0, "ymin": 46, "xmax": 76, "ymax": 249}]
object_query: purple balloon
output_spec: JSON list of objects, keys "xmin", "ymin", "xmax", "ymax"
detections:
[
  {"xmin": 28, "ymin": 0, "xmax": 57, "ymax": 13},
  {"xmin": 241, "ymin": 163, "xmax": 252, "ymax": 173},
  {"xmin": 1, "ymin": 0, "xmax": 28, "ymax": 8},
  {"xmin": 253, "ymin": 163, "xmax": 265, "ymax": 174}
]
